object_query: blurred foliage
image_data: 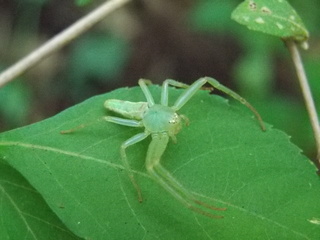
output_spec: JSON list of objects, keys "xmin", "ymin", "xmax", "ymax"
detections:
[
  {"xmin": 0, "ymin": 79, "xmax": 32, "ymax": 128},
  {"xmin": 0, "ymin": 0, "xmax": 319, "ymax": 160},
  {"xmin": 66, "ymin": 33, "xmax": 131, "ymax": 101},
  {"xmin": 74, "ymin": 0, "xmax": 92, "ymax": 7}
]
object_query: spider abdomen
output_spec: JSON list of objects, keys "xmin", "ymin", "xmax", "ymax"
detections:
[{"xmin": 104, "ymin": 99, "xmax": 148, "ymax": 120}]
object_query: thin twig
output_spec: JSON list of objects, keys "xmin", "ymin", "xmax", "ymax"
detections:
[
  {"xmin": 0, "ymin": 0, "xmax": 131, "ymax": 88},
  {"xmin": 286, "ymin": 40, "xmax": 320, "ymax": 165}
]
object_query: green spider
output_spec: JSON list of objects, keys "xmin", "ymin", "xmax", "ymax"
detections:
[
  {"xmin": 102, "ymin": 77, "xmax": 265, "ymax": 219},
  {"xmin": 62, "ymin": 77, "xmax": 265, "ymax": 218}
]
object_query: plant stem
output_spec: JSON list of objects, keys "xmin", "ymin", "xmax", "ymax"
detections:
[
  {"xmin": 0, "ymin": 0, "xmax": 131, "ymax": 88},
  {"xmin": 286, "ymin": 40, "xmax": 320, "ymax": 165}
]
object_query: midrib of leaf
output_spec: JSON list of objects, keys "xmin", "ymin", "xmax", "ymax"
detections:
[
  {"xmin": 0, "ymin": 141, "xmax": 152, "ymax": 180},
  {"xmin": 0, "ymin": 141, "xmax": 125, "ymax": 172}
]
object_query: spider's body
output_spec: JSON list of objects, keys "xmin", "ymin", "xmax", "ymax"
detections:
[
  {"xmin": 102, "ymin": 77, "xmax": 265, "ymax": 219},
  {"xmin": 143, "ymin": 105, "xmax": 182, "ymax": 136}
]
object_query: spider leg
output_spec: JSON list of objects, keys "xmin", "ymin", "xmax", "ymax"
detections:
[
  {"xmin": 161, "ymin": 79, "xmax": 190, "ymax": 106},
  {"xmin": 104, "ymin": 116, "xmax": 144, "ymax": 127},
  {"xmin": 60, "ymin": 117, "xmax": 105, "ymax": 134},
  {"xmin": 171, "ymin": 77, "xmax": 265, "ymax": 130},
  {"xmin": 138, "ymin": 79, "xmax": 155, "ymax": 106},
  {"xmin": 146, "ymin": 134, "xmax": 225, "ymax": 218},
  {"xmin": 104, "ymin": 116, "xmax": 148, "ymax": 202},
  {"xmin": 154, "ymin": 164, "xmax": 225, "ymax": 211},
  {"xmin": 205, "ymin": 77, "xmax": 266, "ymax": 131},
  {"xmin": 120, "ymin": 132, "xmax": 150, "ymax": 202}
]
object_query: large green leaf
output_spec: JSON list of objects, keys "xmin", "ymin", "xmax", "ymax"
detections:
[
  {"xmin": 0, "ymin": 85, "xmax": 319, "ymax": 239},
  {"xmin": 0, "ymin": 160, "xmax": 81, "ymax": 240},
  {"xmin": 231, "ymin": 0, "xmax": 309, "ymax": 45}
]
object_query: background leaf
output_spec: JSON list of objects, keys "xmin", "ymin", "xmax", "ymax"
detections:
[
  {"xmin": 231, "ymin": 0, "xmax": 309, "ymax": 43},
  {"xmin": 66, "ymin": 33, "xmax": 131, "ymax": 101},
  {"xmin": 0, "ymin": 85, "xmax": 319, "ymax": 239},
  {"xmin": 0, "ymin": 80, "xmax": 32, "ymax": 128}
]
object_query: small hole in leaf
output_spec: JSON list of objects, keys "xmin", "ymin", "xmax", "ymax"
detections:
[
  {"xmin": 255, "ymin": 17, "xmax": 265, "ymax": 24},
  {"xmin": 289, "ymin": 15, "xmax": 296, "ymax": 21},
  {"xmin": 261, "ymin": 7, "xmax": 272, "ymax": 14},
  {"xmin": 276, "ymin": 23, "xmax": 284, "ymax": 29},
  {"xmin": 248, "ymin": 1, "xmax": 257, "ymax": 10}
]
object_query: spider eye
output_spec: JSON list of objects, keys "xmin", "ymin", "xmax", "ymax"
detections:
[{"xmin": 169, "ymin": 113, "xmax": 179, "ymax": 124}]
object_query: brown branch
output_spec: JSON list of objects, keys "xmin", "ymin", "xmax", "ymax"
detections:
[{"xmin": 286, "ymin": 40, "xmax": 320, "ymax": 165}]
